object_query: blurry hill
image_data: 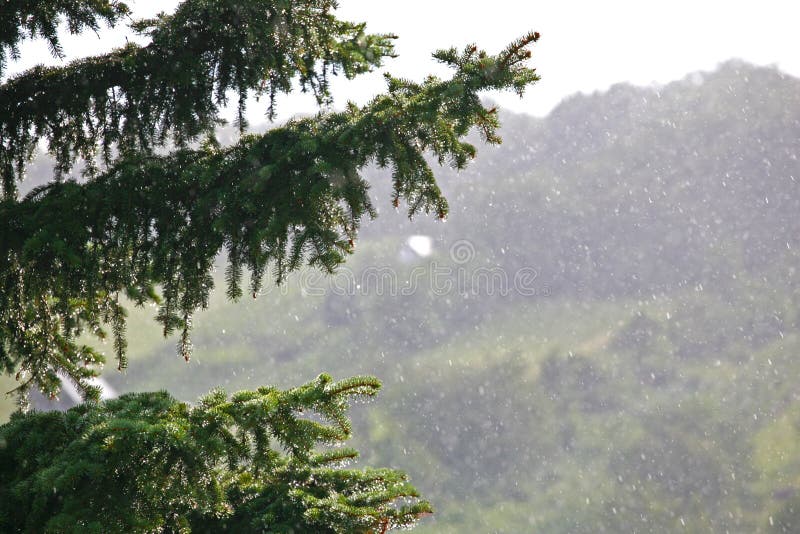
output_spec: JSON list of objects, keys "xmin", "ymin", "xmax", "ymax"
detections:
[{"xmin": 14, "ymin": 60, "xmax": 800, "ymax": 532}]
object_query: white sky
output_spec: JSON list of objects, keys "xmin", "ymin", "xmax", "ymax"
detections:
[{"xmin": 7, "ymin": 0, "xmax": 800, "ymax": 122}]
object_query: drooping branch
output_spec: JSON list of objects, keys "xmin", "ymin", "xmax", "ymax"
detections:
[
  {"xmin": 0, "ymin": 0, "xmax": 396, "ymax": 198},
  {"xmin": 0, "ymin": 0, "xmax": 131, "ymax": 77},
  {"xmin": 0, "ymin": 35, "xmax": 539, "ymax": 401}
]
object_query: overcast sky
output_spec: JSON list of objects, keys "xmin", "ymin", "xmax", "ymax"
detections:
[{"xmin": 7, "ymin": 0, "xmax": 800, "ymax": 123}]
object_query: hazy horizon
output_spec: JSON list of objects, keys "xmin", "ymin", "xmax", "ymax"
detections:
[{"xmin": 5, "ymin": 0, "xmax": 798, "ymax": 124}]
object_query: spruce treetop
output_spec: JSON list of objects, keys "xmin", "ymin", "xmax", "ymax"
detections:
[{"xmin": 0, "ymin": 373, "xmax": 434, "ymax": 532}]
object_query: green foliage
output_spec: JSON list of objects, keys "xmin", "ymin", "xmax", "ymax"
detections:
[
  {"xmin": 0, "ymin": 3, "xmax": 543, "ymax": 531},
  {"xmin": 0, "ymin": 3, "xmax": 545, "ymax": 532},
  {"xmin": 0, "ymin": 0, "xmax": 397, "ymax": 197},
  {"xmin": 0, "ymin": 1, "xmax": 131, "ymax": 77},
  {"xmin": 0, "ymin": 0, "xmax": 540, "ymax": 401},
  {"xmin": 0, "ymin": 374, "xmax": 431, "ymax": 532}
]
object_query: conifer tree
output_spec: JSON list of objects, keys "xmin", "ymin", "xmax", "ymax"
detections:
[
  {"xmin": 0, "ymin": 0, "xmax": 538, "ymax": 401},
  {"xmin": 0, "ymin": 0, "xmax": 539, "ymax": 531},
  {"xmin": 0, "ymin": 374, "xmax": 432, "ymax": 532}
]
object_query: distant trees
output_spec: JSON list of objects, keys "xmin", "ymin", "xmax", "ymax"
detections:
[{"xmin": 0, "ymin": 0, "xmax": 538, "ymax": 530}]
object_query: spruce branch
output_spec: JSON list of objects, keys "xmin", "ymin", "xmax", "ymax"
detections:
[
  {"xmin": 0, "ymin": 1, "xmax": 132, "ymax": 77},
  {"xmin": 0, "ymin": 373, "xmax": 432, "ymax": 531},
  {"xmin": 0, "ymin": 0, "xmax": 396, "ymax": 199},
  {"xmin": 0, "ymin": 34, "xmax": 540, "ymax": 399}
]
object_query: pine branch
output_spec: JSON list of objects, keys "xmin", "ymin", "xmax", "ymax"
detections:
[
  {"xmin": 0, "ymin": 35, "xmax": 540, "ymax": 399},
  {"xmin": 0, "ymin": 374, "xmax": 432, "ymax": 532},
  {"xmin": 0, "ymin": 1, "xmax": 131, "ymax": 77},
  {"xmin": 0, "ymin": 0, "xmax": 396, "ymax": 199}
]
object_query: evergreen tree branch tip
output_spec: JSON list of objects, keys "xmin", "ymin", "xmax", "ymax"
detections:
[
  {"xmin": 0, "ymin": 0, "xmax": 397, "ymax": 199},
  {"xmin": 0, "ymin": 1, "xmax": 132, "ymax": 77},
  {"xmin": 0, "ymin": 27, "xmax": 540, "ymax": 401}
]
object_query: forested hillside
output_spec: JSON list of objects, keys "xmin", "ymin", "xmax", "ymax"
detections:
[{"xmin": 17, "ymin": 60, "xmax": 800, "ymax": 532}]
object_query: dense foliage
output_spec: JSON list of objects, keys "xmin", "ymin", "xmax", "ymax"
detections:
[
  {"xmin": 0, "ymin": 0, "xmax": 396, "ymax": 195},
  {"xmin": 0, "ymin": 0, "xmax": 539, "ymax": 401},
  {"xmin": 0, "ymin": 1, "xmax": 131, "ymax": 77},
  {"xmin": 0, "ymin": 374, "xmax": 431, "ymax": 532}
]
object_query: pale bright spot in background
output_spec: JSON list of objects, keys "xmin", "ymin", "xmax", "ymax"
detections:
[{"xmin": 407, "ymin": 235, "xmax": 433, "ymax": 258}]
